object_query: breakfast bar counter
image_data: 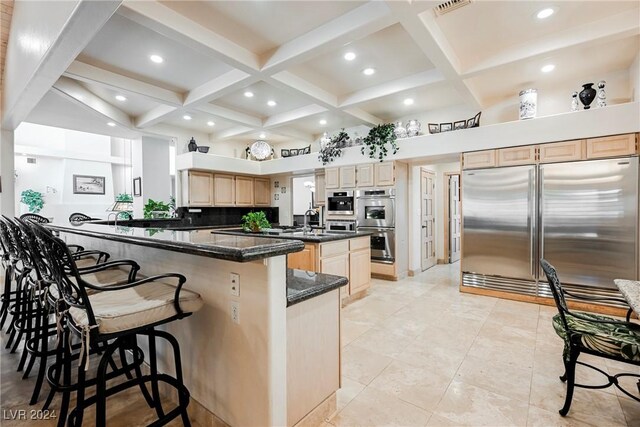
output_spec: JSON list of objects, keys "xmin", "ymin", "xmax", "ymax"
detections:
[{"xmin": 49, "ymin": 222, "xmax": 346, "ymax": 427}]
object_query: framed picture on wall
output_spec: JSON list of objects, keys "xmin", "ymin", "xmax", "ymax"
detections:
[
  {"xmin": 133, "ymin": 177, "xmax": 142, "ymax": 197},
  {"xmin": 73, "ymin": 175, "xmax": 105, "ymax": 195},
  {"xmin": 440, "ymin": 123, "xmax": 453, "ymax": 132},
  {"xmin": 454, "ymin": 120, "xmax": 466, "ymax": 130}
]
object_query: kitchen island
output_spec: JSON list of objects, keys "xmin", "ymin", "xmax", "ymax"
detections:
[
  {"xmin": 214, "ymin": 229, "xmax": 372, "ymax": 304},
  {"xmin": 48, "ymin": 222, "xmax": 347, "ymax": 427}
]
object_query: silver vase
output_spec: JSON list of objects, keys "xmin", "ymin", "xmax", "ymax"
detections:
[
  {"xmin": 406, "ymin": 119, "xmax": 421, "ymax": 137},
  {"xmin": 597, "ymin": 80, "xmax": 606, "ymax": 108},
  {"xmin": 394, "ymin": 121, "xmax": 408, "ymax": 139}
]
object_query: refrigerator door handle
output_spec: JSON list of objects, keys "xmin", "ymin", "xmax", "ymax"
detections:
[
  {"xmin": 539, "ymin": 168, "xmax": 545, "ymax": 267},
  {"xmin": 530, "ymin": 168, "xmax": 536, "ymax": 278}
]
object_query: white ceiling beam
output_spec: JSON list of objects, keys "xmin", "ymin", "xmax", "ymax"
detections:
[
  {"xmin": 267, "ymin": 127, "xmax": 315, "ymax": 143},
  {"xmin": 212, "ymin": 125, "xmax": 255, "ymax": 140},
  {"xmin": 119, "ymin": 0, "xmax": 260, "ymax": 73},
  {"xmin": 183, "ymin": 69, "xmax": 255, "ymax": 106},
  {"xmin": 386, "ymin": 0, "xmax": 480, "ymax": 109},
  {"xmin": 195, "ymin": 104, "xmax": 262, "ymax": 128},
  {"xmin": 261, "ymin": 1, "xmax": 396, "ymax": 73},
  {"xmin": 52, "ymin": 77, "xmax": 133, "ymax": 127},
  {"xmin": 461, "ymin": 11, "xmax": 640, "ymax": 78},
  {"xmin": 135, "ymin": 105, "xmax": 178, "ymax": 128},
  {"xmin": 64, "ymin": 60, "xmax": 183, "ymax": 106},
  {"xmin": 342, "ymin": 108, "xmax": 384, "ymax": 126},
  {"xmin": 263, "ymin": 104, "xmax": 327, "ymax": 128},
  {"xmin": 339, "ymin": 69, "xmax": 445, "ymax": 108},
  {"xmin": 2, "ymin": 0, "xmax": 122, "ymax": 130}
]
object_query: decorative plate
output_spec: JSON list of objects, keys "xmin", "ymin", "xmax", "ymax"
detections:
[{"xmin": 250, "ymin": 140, "xmax": 272, "ymax": 160}]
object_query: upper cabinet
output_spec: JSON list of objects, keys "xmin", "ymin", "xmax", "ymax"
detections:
[
  {"xmin": 325, "ymin": 162, "xmax": 397, "ymax": 189},
  {"xmin": 356, "ymin": 164, "xmax": 374, "ymax": 188},
  {"xmin": 586, "ymin": 134, "xmax": 638, "ymax": 159},
  {"xmin": 463, "ymin": 150, "xmax": 496, "ymax": 169},
  {"xmin": 325, "ymin": 167, "xmax": 340, "ymax": 189},
  {"xmin": 213, "ymin": 174, "xmax": 236, "ymax": 206},
  {"xmin": 186, "ymin": 171, "xmax": 213, "ymax": 206},
  {"xmin": 374, "ymin": 162, "xmax": 395, "ymax": 187},
  {"xmin": 315, "ymin": 173, "xmax": 326, "ymax": 206},
  {"xmin": 254, "ymin": 178, "xmax": 271, "ymax": 206},
  {"xmin": 235, "ymin": 176, "xmax": 254, "ymax": 206},
  {"xmin": 340, "ymin": 166, "xmax": 357, "ymax": 188},
  {"xmin": 539, "ymin": 140, "xmax": 585, "ymax": 164},
  {"xmin": 497, "ymin": 146, "xmax": 536, "ymax": 166}
]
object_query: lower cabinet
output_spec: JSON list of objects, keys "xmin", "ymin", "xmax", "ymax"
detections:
[{"xmin": 287, "ymin": 237, "xmax": 371, "ymax": 303}]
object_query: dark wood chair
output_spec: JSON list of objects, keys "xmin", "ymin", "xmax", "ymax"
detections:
[
  {"xmin": 68, "ymin": 213, "xmax": 97, "ymax": 223},
  {"xmin": 19, "ymin": 213, "xmax": 50, "ymax": 224},
  {"xmin": 540, "ymin": 259, "xmax": 640, "ymax": 415}
]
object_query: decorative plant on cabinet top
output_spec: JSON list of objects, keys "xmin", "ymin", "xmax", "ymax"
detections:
[
  {"xmin": 20, "ymin": 190, "xmax": 44, "ymax": 213},
  {"xmin": 318, "ymin": 129, "xmax": 347, "ymax": 165},
  {"xmin": 242, "ymin": 211, "xmax": 271, "ymax": 232},
  {"xmin": 362, "ymin": 123, "xmax": 398, "ymax": 162}
]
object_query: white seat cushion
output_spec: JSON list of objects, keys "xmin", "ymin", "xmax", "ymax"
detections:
[{"xmin": 69, "ymin": 281, "xmax": 203, "ymax": 334}]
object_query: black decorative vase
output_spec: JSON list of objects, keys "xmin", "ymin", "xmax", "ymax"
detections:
[
  {"xmin": 188, "ymin": 137, "xmax": 197, "ymax": 152},
  {"xmin": 579, "ymin": 83, "xmax": 596, "ymax": 110}
]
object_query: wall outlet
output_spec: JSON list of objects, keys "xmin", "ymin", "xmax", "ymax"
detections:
[
  {"xmin": 231, "ymin": 301, "xmax": 240, "ymax": 324},
  {"xmin": 230, "ymin": 273, "xmax": 240, "ymax": 297}
]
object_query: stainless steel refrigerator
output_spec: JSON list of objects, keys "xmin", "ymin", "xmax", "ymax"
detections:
[{"xmin": 462, "ymin": 157, "xmax": 639, "ymax": 300}]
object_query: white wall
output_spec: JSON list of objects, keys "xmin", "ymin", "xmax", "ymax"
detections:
[
  {"xmin": 270, "ymin": 174, "xmax": 292, "ymax": 226},
  {"xmin": 631, "ymin": 52, "xmax": 640, "ymax": 102},
  {"xmin": 131, "ymin": 135, "xmax": 172, "ymax": 217},
  {"xmin": 408, "ymin": 161, "xmax": 461, "ymax": 273},
  {"xmin": 292, "ymin": 175, "xmax": 314, "ymax": 215}
]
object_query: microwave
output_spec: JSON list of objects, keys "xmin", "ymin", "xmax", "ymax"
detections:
[
  {"xmin": 326, "ymin": 219, "xmax": 357, "ymax": 232},
  {"xmin": 327, "ymin": 191, "xmax": 354, "ymax": 215}
]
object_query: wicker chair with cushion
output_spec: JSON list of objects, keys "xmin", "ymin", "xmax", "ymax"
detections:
[
  {"xmin": 32, "ymin": 222, "xmax": 203, "ymax": 427},
  {"xmin": 540, "ymin": 259, "xmax": 640, "ymax": 416},
  {"xmin": 19, "ymin": 213, "xmax": 50, "ymax": 224}
]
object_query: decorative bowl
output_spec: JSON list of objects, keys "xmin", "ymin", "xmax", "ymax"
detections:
[{"xmin": 197, "ymin": 146, "xmax": 210, "ymax": 153}]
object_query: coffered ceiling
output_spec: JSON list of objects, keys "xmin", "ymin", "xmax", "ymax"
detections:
[{"xmin": 23, "ymin": 0, "xmax": 640, "ymax": 146}]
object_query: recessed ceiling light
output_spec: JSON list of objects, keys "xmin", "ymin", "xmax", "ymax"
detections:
[
  {"xmin": 267, "ymin": 100, "xmax": 277, "ymax": 107},
  {"xmin": 344, "ymin": 52, "xmax": 356, "ymax": 61},
  {"xmin": 362, "ymin": 68, "xmax": 376, "ymax": 76},
  {"xmin": 403, "ymin": 98, "xmax": 414, "ymax": 105},
  {"xmin": 536, "ymin": 8, "xmax": 554, "ymax": 19},
  {"xmin": 541, "ymin": 64, "xmax": 555, "ymax": 73},
  {"xmin": 183, "ymin": 115, "xmax": 192, "ymax": 121},
  {"xmin": 244, "ymin": 91, "xmax": 254, "ymax": 98},
  {"xmin": 107, "ymin": 122, "xmax": 116, "ymax": 127},
  {"xmin": 150, "ymin": 54, "xmax": 164, "ymax": 63},
  {"xmin": 259, "ymin": 132, "xmax": 266, "ymax": 139},
  {"xmin": 115, "ymin": 95, "xmax": 127, "ymax": 102},
  {"xmin": 319, "ymin": 119, "xmax": 327, "ymax": 125},
  {"xmin": 207, "ymin": 121, "xmax": 215, "ymax": 127}
]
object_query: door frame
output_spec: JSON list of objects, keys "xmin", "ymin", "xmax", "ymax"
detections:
[
  {"xmin": 443, "ymin": 171, "xmax": 461, "ymax": 264},
  {"xmin": 420, "ymin": 168, "xmax": 436, "ymax": 271}
]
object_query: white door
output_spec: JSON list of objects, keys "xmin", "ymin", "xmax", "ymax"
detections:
[
  {"xmin": 449, "ymin": 174, "xmax": 461, "ymax": 263},
  {"xmin": 421, "ymin": 170, "xmax": 436, "ymax": 271}
]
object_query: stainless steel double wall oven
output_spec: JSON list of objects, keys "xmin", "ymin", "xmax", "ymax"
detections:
[{"xmin": 356, "ymin": 189, "xmax": 396, "ymax": 263}]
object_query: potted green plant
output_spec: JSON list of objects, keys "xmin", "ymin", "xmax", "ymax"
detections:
[
  {"xmin": 242, "ymin": 211, "xmax": 271, "ymax": 232},
  {"xmin": 20, "ymin": 189, "xmax": 44, "ymax": 213},
  {"xmin": 115, "ymin": 193, "xmax": 133, "ymax": 202},
  {"xmin": 143, "ymin": 199, "xmax": 171, "ymax": 219},
  {"xmin": 361, "ymin": 123, "xmax": 398, "ymax": 162}
]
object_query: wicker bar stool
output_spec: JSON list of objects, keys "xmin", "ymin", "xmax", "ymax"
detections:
[{"xmin": 32, "ymin": 223, "xmax": 203, "ymax": 426}]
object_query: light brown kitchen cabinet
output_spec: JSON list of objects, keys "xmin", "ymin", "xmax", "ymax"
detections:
[
  {"xmin": 539, "ymin": 140, "xmax": 586, "ymax": 163},
  {"xmin": 374, "ymin": 162, "xmax": 395, "ymax": 186},
  {"xmin": 320, "ymin": 253, "xmax": 349, "ymax": 284},
  {"xmin": 497, "ymin": 146, "xmax": 537, "ymax": 166},
  {"xmin": 314, "ymin": 173, "xmax": 325, "ymax": 206},
  {"xmin": 340, "ymin": 166, "xmax": 357, "ymax": 188},
  {"xmin": 586, "ymin": 134, "xmax": 637, "ymax": 159},
  {"xmin": 235, "ymin": 176, "xmax": 254, "ymax": 206},
  {"xmin": 348, "ymin": 240, "xmax": 371, "ymax": 294},
  {"xmin": 214, "ymin": 174, "xmax": 235, "ymax": 206},
  {"xmin": 254, "ymin": 178, "xmax": 271, "ymax": 206},
  {"xmin": 325, "ymin": 167, "xmax": 339, "ymax": 189},
  {"xmin": 186, "ymin": 171, "xmax": 213, "ymax": 206},
  {"xmin": 356, "ymin": 164, "xmax": 374, "ymax": 187},
  {"xmin": 287, "ymin": 244, "xmax": 317, "ymax": 271},
  {"xmin": 463, "ymin": 150, "xmax": 496, "ymax": 169}
]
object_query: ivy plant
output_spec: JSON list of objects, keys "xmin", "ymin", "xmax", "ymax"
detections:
[
  {"xmin": 242, "ymin": 211, "xmax": 271, "ymax": 232},
  {"xmin": 115, "ymin": 193, "xmax": 133, "ymax": 202},
  {"xmin": 143, "ymin": 199, "xmax": 171, "ymax": 219},
  {"xmin": 361, "ymin": 123, "xmax": 398, "ymax": 162},
  {"xmin": 318, "ymin": 129, "xmax": 347, "ymax": 165},
  {"xmin": 20, "ymin": 190, "xmax": 44, "ymax": 213}
]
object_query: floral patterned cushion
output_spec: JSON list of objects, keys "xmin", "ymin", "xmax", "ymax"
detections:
[{"xmin": 552, "ymin": 312, "xmax": 640, "ymax": 362}]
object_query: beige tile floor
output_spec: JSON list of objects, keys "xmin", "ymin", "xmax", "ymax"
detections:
[
  {"xmin": 1, "ymin": 263, "xmax": 639, "ymax": 426},
  {"xmin": 332, "ymin": 263, "xmax": 640, "ymax": 427}
]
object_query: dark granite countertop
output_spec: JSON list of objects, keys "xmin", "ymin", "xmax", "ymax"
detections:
[
  {"xmin": 48, "ymin": 222, "xmax": 304, "ymax": 263},
  {"xmin": 286, "ymin": 269, "xmax": 348, "ymax": 307},
  {"xmin": 213, "ymin": 229, "xmax": 372, "ymax": 243}
]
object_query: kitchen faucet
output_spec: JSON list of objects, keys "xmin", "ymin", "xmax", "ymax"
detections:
[{"xmin": 303, "ymin": 209, "xmax": 316, "ymax": 234}]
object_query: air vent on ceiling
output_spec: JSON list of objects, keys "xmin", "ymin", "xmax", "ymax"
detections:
[
  {"xmin": 26, "ymin": 157, "xmax": 36, "ymax": 164},
  {"xmin": 435, "ymin": 0, "xmax": 472, "ymax": 16}
]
